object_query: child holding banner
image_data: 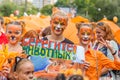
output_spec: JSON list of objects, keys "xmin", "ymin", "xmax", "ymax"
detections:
[
  {"xmin": 42, "ymin": 9, "xmax": 73, "ymax": 44},
  {"xmin": 76, "ymin": 22, "xmax": 120, "ymax": 80},
  {"xmin": 33, "ymin": 9, "xmax": 75, "ymax": 79}
]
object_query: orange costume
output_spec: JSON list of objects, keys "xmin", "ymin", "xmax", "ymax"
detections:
[{"xmin": 85, "ymin": 49, "xmax": 120, "ymax": 80}]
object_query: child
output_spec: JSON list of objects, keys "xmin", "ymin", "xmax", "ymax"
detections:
[
  {"xmin": 75, "ymin": 22, "xmax": 120, "ymax": 80},
  {"xmin": 6, "ymin": 21, "xmax": 25, "ymax": 53},
  {"xmin": 0, "ymin": 71, "xmax": 8, "ymax": 80},
  {"xmin": 0, "ymin": 16, "xmax": 8, "ymax": 47},
  {"xmin": 68, "ymin": 74, "xmax": 84, "ymax": 80},
  {"xmin": 55, "ymin": 73, "xmax": 66, "ymax": 80},
  {"xmin": 13, "ymin": 57, "xmax": 35, "ymax": 80}
]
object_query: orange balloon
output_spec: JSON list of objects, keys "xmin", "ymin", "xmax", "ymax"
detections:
[{"xmin": 113, "ymin": 16, "xmax": 118, "ymax": 23}]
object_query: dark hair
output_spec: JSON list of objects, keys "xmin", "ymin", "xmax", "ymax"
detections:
[
  {"xmin": 41, "ymin": 26, "xmax": 51, "ymax": 37},
  {"xmin": 68, "ymin": 75, "xmax": 83, "ymax": 80},
  {"xmin": 6, "ymin": 21, "xmax": 25, "ymax": 28},
  {"xmin": 55, "ymin": 73, "xmax": 66, "ymax": 80},
  {"xmin": 0, "ymin": 16, "xmax": 4, "ymax": 25}
]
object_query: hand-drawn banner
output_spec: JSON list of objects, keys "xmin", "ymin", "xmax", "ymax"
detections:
[{"xmin": 22, "ymin": 38, "xmax": 85, "ymax": 63}]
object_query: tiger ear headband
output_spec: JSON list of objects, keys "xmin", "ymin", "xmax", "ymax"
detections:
[
  {"xmin": 76, "ymin": 22, "xmax": 96, "ymax": 31},
  {"xmin": 6, "ymin": 21, "xmax": 26, "ymax": 35},
  {"xmin": 14, "ymin": 55, "xmax": 31, "ymax": 71}
]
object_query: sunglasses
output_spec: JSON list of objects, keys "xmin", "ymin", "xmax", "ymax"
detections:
[
  {"xmin": 80, "ymin": 23, "xmax": 92, "ymax": 27},
  {"xmin": 97, "ymin": 22, "xmax": 105, "ymax": 26}
]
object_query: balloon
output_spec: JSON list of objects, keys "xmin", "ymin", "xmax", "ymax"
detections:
[
  {"xmin": 14, "ymin": 10, "xmax": 19, "ymax": 16},
  {"xmin": 103, "ymin": 17, "xmax": 107, "ymax": 20},
  {"xmin": 10, "ymin": 14, "xmax": 14, "ymax": 17},
  {"xmin": 113, "ymin": 16, "xmax": 118, "ymax": 23}
]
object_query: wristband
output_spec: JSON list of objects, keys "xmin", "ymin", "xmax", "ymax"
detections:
[{"xmin": 112, "ymin": 50, "xmax": 117, "ymax": 55}]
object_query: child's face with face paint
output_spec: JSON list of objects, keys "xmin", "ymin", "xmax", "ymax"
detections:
[
  {"xmin": 6, "ymin": 24, "xmax": 22, "ymax": 45},
  {"xmin": 77, "ymin": 26, "xmax": 92, "ymax": 46},
  {"xmin": 50, "ymin": 16, "xmax": 67, "ymax": 36}
]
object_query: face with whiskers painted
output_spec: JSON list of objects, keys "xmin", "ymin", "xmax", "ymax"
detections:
[
  {"xmin": 77, "ymin": 26, "xmax": 92, "ymax": 46},
  {"xmin": 50, "ymin": 16, "xmax": 68, "ymax": 36},
  {"xmin": 6, "ymin": 24, "xmax": 22, "ymax": 45}
]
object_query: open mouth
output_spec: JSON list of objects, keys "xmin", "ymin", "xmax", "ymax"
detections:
[
  {"xmin": 83, "ymin": 39, "xmax": 88, "ymax": 42},
  {"xmin": 55, "ymin": 27, "xmax": 62, "ymax": 32},
  {"xmin": 56, "ymin": 29, "xmax": 61, "ymax": 32},
  {"xmin": 82, "ymin": 38, "xmax": 89, "ymax": 42}
]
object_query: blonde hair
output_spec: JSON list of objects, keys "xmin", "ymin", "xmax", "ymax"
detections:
[
  {"xmin": 76, "ymin": 22, "xmax": 95, "ymax": 32},
  {"xmin": 6, "ymin": 21, "xmax": 26, "ymax": 35},
  {"xmin": 51, "ymin": 10, "xmax": 68, "ymax": 21},
  {"xmin": 96, "ymin": 22, "xmax": 114, "ymax": 40},
  {"xmin": 13, "ymin": 58, "xmax": 32, "ymax": 72}
]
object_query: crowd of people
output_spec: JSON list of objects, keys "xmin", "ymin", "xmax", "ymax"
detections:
[{"xmin": 0, "ymin": 8, "xmax": 120, "ymax": 80}]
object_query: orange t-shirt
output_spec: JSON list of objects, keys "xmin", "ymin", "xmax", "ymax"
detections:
[{"xmin": 85, "ymin": 49, "xmax": 120, "ymax": 80}]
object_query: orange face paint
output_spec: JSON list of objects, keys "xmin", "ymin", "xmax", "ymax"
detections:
[
  {"xmin": 78, "ymin": 27, "xmax": 92, "ymax": 46},
  {"xmin": 51, "ymin": 16, "xmax": 67, "ymax": 31},
  {"xmin": 6, "ymin": 25, "xmax": 22, "ymax": 45},
  {"xmin": 80, "ymin": 28, "xmax": 92, "ymax": 36}
]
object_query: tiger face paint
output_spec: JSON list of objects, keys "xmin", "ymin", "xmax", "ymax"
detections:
[
  {"xmin": 6, "ymin": 24, "xmax": 22, "ymax": 45},
  {"xmin": 50, "ymin": 16, "xmax": 68, "ymax": 36},
  {"xmin": 78, "ymin": 27, "xmax": 92, "ymax": 45}
]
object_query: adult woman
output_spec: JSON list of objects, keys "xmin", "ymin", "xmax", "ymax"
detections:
[{"xmin": 93, "ymin": 22, "xmax": 119, "ymax": 80}]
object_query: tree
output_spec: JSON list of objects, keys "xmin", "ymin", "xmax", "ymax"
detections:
[
  {"xmin": 0, "ymin": 1, "xmax": 18, "ymax": 16},
  {"xmin": 72, "ymin": 0, "xmax": 120, "ymax": 22},
  {"xmin": 54, "ymin": 0, "xmax": 96, "ymax": 19},
  {"xmin": 91, "ymin": 0, "xmax": 119, "ymax": 21},
  {"xmin": 0, "ymin": 0, "xmax": 38, "ymax": 17},
  {"xmin": 40, "ymin": 4, "xmax": 54, "ymax": 16},
  {"xmin": 73, "ymin": 0, "xmax": 97, "ymax": 18},
  {"xmin": 54, "ymin": 0, "xmax": 72, "ymax": 7},
  {"xmin": 18, "ymin": 2, "xmax": 38, "ymax": 16}
]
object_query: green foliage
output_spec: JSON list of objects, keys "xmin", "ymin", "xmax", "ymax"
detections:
[
  {"xmin": 91, "ymin": 0, "xmax": 119, "ymax": 21},
  {"xmin": 0, "ymin": 1, "xmax": 18, "ymax": 16},
  {"xmin": 0, "ymin": 0, "xmax": 120, "ymax": 23},
  {"xmin": 0, "ymin": 0, "xmax": 38, "ymax": 17},
  {"xmin": 54, "ymin": 0, "xmax": 120, "ymax": 23},
  {"xmin": 18, "ymin": 2, "xmax": 38, "ymax": 17},
  {"xmin": 72, "ymin": 0, "xmax": 97, "ymax": 20},
  {"xmin": 54, "ymin": 0, "xmax": 71, "ymax": 7},
  {"xmin": 40, "ymin": 4, "xmax": 54, "ymax": 16}
]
